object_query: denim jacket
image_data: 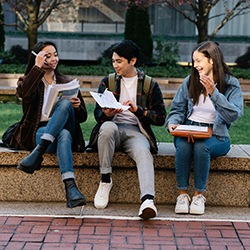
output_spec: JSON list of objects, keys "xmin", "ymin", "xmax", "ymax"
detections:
[{"xmin": 165, "ymin": 75, "xmax": 244, "ymax": 137}]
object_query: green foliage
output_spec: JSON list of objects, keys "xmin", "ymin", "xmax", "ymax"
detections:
[
  {"xmin": 125, "ymin": 5, "xmax": 153, "ymax": 62},
  {"xmin": 0, "ymin": 2, "xmax": 4, "ymax": 52},
  {"xmin": 231, "ymin": 67, "xmax": 250, "ymax": 79},
  {"xmin": 0, "ymin": 50, "xmax": 20, "ymax": 64},
  {"xmin": 153, "ymin": 40, "xmax": 180, "ymax": 66},
  {"xmin": 0, "ymin": 63, "xmax": 26, "ymax": 73},
  {"xmin": 1, "ymin": 64, "xmax": 250, "ymax": 79},
  {"xmin": 58, "ymin": 65, "xmax": 114, "ymax": 76}
]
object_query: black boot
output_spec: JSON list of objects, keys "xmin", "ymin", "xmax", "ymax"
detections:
[
  {"xmin": 17, "ymin": 139, "xmax": 51, "ymax": 174},
  {"xmin": 64, "ymin": 179, "xmax": 87, "ymax": 208}
]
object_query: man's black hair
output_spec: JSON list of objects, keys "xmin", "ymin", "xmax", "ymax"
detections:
[{"xmin": 111, "ymin": 40, "xmax": 140, "ymax": 66}]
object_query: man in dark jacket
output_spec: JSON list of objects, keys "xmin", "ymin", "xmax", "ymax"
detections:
[{"xmin": 88, "ymin": 40, "xmax": 166, "ymax": 220}]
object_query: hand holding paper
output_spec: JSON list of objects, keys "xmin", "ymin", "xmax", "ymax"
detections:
[
  {"xmin": 42, "ymin": 78, "xmax": 80, "ymax": 118},
  {"xmin": 90, "ymin": 89, "xmax": 130, "ymax": 111}
]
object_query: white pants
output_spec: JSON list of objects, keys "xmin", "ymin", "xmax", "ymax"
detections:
[{"xmin": 97, "ymin": 121, "xmax": 155, "ymax": 199}]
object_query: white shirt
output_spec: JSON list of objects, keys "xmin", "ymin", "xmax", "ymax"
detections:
[
  {"xmin": 189, "ymin": 94, "xmax": 217, "ymax": 124},
  {"xmin": 112, "ymin": 75, "xmax": 138, "ymax": 125}
]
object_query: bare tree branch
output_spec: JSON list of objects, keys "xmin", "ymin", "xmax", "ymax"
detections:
[
  {"xmin": 165, "ymin": 1, "xmax": 197, "ymax": 24},
  {"xmin": 0, "ymin": 20, "xmax": 27, "ymax": 33},
  {"xmin": 209, "ymin": 0, "xmax": 247, "ymax": 40},
  {"xmin": 4, "ymin": 0, "xmax": 29, "ymax": 28}
]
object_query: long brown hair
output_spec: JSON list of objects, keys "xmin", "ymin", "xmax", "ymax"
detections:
[{"xmin": 189, "ymin": 41, "xmax": 233, "ymax": 105}]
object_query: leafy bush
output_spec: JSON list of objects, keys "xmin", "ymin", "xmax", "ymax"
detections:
[
  {"xmin": 125, "ymin": 5, "xmax": 153, "ymax": 63},
  {"xmin": 0, "ymin": 50, "xmax": 19, "ymax": 64},
  {"xmin": 1, "ymin": 64, "xmax": 250, "ymax": 79},
  {"xmin": 10, "ymin": 45, "xmax": 28, "ymax": 64},
  {"xmin": 235, "ymin": 47, "xmax": 250, "ymax": 69},
  {"xmin": 153, "ymin": 40, "xmax": 180, "ymax": 66}
]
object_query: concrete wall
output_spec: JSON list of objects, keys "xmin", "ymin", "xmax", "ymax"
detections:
[{"xmin": 5, "ymin": 35, "xmax": 250, "ymax": 63}]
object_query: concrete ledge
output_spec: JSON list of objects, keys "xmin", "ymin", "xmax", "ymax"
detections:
[{"xmin": 0, "ymin": 143, "xmax": 249, "ymax": 207}]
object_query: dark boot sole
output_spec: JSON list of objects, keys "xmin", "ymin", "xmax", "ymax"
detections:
[
  {"xmin": 67, "ymin": 198, "xmax": 87, "ymax": 208},
  {"xmin": 139, "ymin": 208, "xmax": 156, "ymax": 220},
  {"xmin": 17, "ymin": 162, "xmax": 41, "ymax": 174}
]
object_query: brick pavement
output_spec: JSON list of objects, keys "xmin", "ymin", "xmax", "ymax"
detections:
[{"xmin": 0, "ymin": 216, "xmax": 249, "ymax": 250}]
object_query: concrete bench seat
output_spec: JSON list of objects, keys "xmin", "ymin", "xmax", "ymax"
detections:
[{"xmin": 0, "ymin": 143, "xmax": 249, "ymax": 207}]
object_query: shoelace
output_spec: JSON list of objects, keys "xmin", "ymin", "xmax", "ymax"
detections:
[
  {"xmin": 177, "ymin": 194, "xmax": 190, "ymax": 204},
  {"xmin": 99, "ymin": 182, "xmax": 110, "ymax": 197},
  {"xmin": 192, "ymin": 194, "xmax": 206, "ymax": 205}
]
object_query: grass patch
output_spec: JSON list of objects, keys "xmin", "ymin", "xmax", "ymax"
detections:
[{"xmin": 0, "ymin": 102, "xmax": 249, "ymax": 145}]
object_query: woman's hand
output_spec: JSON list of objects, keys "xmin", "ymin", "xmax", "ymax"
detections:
[
  {"xmin": 200, "ymin": 75, "xmax": 216, "ymax": 95},
  {"xmin": 168, "ymin": 124, "xmax": 179, "ymax": 133},
  {"xmin": 70, "ymin": 97, "xmax": 81, "ymax": 109},
  {"xmin": 35, "ymin": 51, "xmax": 48, "ymax": 68},
  {"xmin": 122, "ymin": 100, "xmax": 138, "ymax": 113},
  {"xmin": 102, "ymin": 107, "xmax": 123, "ymax": 117}
]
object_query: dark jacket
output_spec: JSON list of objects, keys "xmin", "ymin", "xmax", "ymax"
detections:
[
  {"xmin": 10, "ymin": 65, "xmax": 87, "ymax": 152},
  {"xmin": 88, "ymin": 69, "xmax": 166, "ymax": 153}
]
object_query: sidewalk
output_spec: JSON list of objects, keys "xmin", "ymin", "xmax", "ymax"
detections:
[{"xmin": 0, "ymin": 202, "xmax": 249, "ymax": 250}]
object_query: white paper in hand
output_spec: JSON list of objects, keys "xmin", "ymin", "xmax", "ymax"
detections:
[{"xmin": 90, "ymin": 89, "xmax": 130, "ymax": 111}]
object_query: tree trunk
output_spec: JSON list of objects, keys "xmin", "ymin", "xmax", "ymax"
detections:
[
  {"xmin": 196, "ymin": 0, "xmax": 209, "ymax": 43},
  {"xmin": 27, "ymin": 26, "xmax": 37, "ymax": 60}
]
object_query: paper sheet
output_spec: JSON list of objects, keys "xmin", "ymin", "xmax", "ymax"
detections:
[
  {"xmin": 90, "ymin": 89, "xmax": 130, "ymax": 111},
  {"xmin": 175, "ymin": 125, "xmax": 208, "ymax": 132}
]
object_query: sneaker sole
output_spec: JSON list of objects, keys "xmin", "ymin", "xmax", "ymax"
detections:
[
  {"xmin": 175, "ymin": 208, "xmax": 189, "ymax": 214},
  {"xmin": 190, "ymin": 208, "xmax": 204, "ymax": 215},
  {"xmin": 139, "ymin": 207, "xmax": 156, "ymax": 220}
]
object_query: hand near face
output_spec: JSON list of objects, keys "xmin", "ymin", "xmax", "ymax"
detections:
[
  {"xmin": 200, "ymin": 75, "xmax": 216, "ymax": 95},
  {"xmin": 122, "ymin": 100, "xmax": 138, "ymax": 113},
  {"xmin": 102, "ymin": 107, "xmax": 123, "ymax": 117},
  {"xmin": 69, "ymin": 96, "xmax": 81, "ymax": 109},
  {"xmin": 35, "ymin": 51, "xmax": 48, "ymax": 68}
]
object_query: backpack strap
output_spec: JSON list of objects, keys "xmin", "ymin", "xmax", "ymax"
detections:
[
  {"xmin": 108, "ymin": 73, "xmax": 151, "ymax": 99},
  {"xmin": 108, "ymin": 73, "xmax": 116, "ymax": 92},
  {"xmin": 143, "ymin": 75, "xmax": 151, "ymax": 101}
]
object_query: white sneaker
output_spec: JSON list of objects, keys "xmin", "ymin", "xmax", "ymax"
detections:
[
  {"xmin": 190, "ymin": 194, "xmax": 206, "ymax": 215},
  {"xmin": 138, "ymin": 199, "xmax": 157, "ymax": 220},
  {"xmin": 175, "ymin": 194, "xmax": 191, "ymax": 214},
  {"xmin": 94, "ymin": 179, "xmax": 113, "ymax": 209}
]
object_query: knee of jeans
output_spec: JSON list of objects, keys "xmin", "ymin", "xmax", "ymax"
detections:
[
  {"xmin": 175, "ymin": 137, "xmax": 190, "ymax": 150},
  {"xmin": 58, "ymin": 129, "xmax": 72, "ymax": 143},
  {"xmin": 99, "ymin": 122, "xmax": 118, "ymax": 137},
  {"xmin": 194, "ymin": 140, "xmax": 210, "ymax": 154},
  {"xmin": 56, "ymin": 99, "xmax": 72, "ymax": 111}
]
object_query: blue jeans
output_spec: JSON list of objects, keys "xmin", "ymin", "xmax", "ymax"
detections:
[
  {"xmin": 174, "ymin": 120, "xmax": 230, "ymax": 192},
  {"xmin": 36, "ymin": 99, "xmax": 75, "ymax": 180}
]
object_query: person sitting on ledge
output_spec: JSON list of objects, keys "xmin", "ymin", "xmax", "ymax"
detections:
[
  {"xmin": 10, "ymin": 41, "xmax": 88, "ymax": 208},
  {"xmin": 166, "ymin": 41, "xmax": 243, "ymax": 215},
  {"xmin": 88, "ymin": 40, "xmax": 166, "ymax": 220}
]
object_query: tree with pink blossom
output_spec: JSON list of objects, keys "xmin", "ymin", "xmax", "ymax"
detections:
[{"xmin": 116, "ymin": 0, "xmax": 250, "ymax": 43}]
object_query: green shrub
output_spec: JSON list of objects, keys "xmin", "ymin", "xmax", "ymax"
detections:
[
  {"xmin": 153, "ymin": 40, "xmax": 180, "ymax": 66},
  {"xmin": 0, "ymin": 50, "xmax": 19, "ymax": 64},
  {"xmin": 1, "ymin": 64, "xmax": 250, "ymax": 79},
  {"xmin": 125, "ymin": 5, "xmax": 153, "ymax": 63}
]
